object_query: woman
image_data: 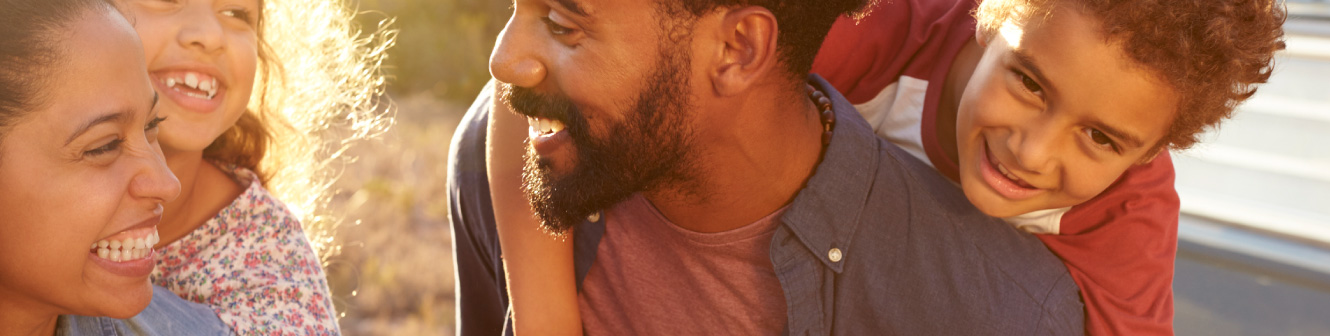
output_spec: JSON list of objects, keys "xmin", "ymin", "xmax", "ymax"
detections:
[
  {"xmin": 118, "ymin": 0, "xmax": 391, "ymax": 333},
  {"xmin": 0, "ymin": 0, "xmax": 180, "ymax": 334}
]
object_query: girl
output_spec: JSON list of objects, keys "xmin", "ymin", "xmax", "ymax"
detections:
[
  {"xmin": 0, "ymin": 0, "xmax": 180, "ymax": 333},
  {"xmin": 117, "ymin": 0, "xmax": 392, "ymax": 334}
]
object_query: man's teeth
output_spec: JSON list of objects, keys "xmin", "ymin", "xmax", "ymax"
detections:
[
  {"xmin": 527, "ymin": 117, "xmax": 567, "ymax": 135},
  {"xmin": 92, "ymin": 231, "xmax": 161, "ymax": 262},
  {"xmin": 162, "ymin": 72, "xmax": 219, "ymax": 99}
]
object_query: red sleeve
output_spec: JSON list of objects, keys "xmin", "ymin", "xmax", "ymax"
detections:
[
  {"xmin": 812, "ymin": 0, "xmax": 977, "ymax": 104},
  {"xmin": 1038, "ymin": 152, "xmax": 1179, "ymax": 336}
]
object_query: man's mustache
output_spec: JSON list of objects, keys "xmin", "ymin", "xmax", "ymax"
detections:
[{"xmin": 496, "ymin": 82, "xmax": 580, "ymax": 126}]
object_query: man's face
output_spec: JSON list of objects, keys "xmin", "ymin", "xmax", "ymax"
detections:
[
  {"xmin": 955, "ymin": 7, "xmax": 1178, "ymax": 217},
  {"xmin": 490, "ymin": 0, "xmax": 699, "ymax": 232}
]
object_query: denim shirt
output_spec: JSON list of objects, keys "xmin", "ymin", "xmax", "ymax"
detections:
[
  {"xmin": 449, "ymin": 76, "xmax": 1085, "ymax": 336},
  {"xmin": 57, "ymin": 286, "xmax": 232, "ymax": 336}
]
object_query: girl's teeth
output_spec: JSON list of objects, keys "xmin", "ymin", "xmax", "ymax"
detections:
[{"xmin": 185, "ymin": 73, "xmax": 199, "ymax": 88}]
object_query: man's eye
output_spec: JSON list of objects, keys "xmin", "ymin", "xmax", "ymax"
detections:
[
  {"xmin": 541, "ymin": 17, "xmax": 573, "ymax": 36},
  {"xmin": 1016, "ymin": 70, "xmax": 1043, "ymax": 95},
  {"xmin": 1086, "ymin": 128, "xmax": 1119, "ymax": 152}
]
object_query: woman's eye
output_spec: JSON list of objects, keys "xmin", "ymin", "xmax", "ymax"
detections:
[
  {"xmin": 84, "ymin": 139, "xmax": 124, "ymax": 158},
  {"xmin": 1016, "ymin": 70, "xmax": 1043, "ymax": 95},
  {"xmin": 1086, "ymin": 128, "xmax": 1119, "ymax": 152},
  {"xmin": 145, "ymin": 116, "xmax": 167, "ymax": 143},
  {"xmin": 145, "ymin": 116, "xmax": 167, "ymax": 131},
  {"xmin": 541, "ymin": 17, "xmax": 573, "ymax": 36}
]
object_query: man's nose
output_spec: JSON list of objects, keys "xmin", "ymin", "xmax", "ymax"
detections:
[{"xmin": 489, "ymin": 15, "xmax": 547, "ymax": 88}]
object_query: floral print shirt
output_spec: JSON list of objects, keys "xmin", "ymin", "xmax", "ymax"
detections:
[{"xmin": 151, "ymin": 166, "xmax": 339, "ymax": 335}]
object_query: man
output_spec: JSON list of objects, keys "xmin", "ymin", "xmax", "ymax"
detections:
[{"xmin": 448, "ymin": 0, "xmax": 1084, "ymax": 334}]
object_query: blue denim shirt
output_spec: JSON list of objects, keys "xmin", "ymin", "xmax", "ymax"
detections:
[
  {"xmin": 57, "ymin": 286, "xmax": 232, "ymax": 336},
  {"xmin": 449, "ymin": 76, "xmax": 1084, "ymax": 335}
]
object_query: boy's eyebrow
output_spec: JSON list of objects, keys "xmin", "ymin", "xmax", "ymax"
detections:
[
  {"xmin": 1088, "ymin": 119, "xmax": 1145, "ymax": 149},
  {"xmin": 1011, "ymin": 49, "xmax": 1052, "ymax": 92},
  {"xmin": 553, "ymin": 0, "xmax": 590, "ymax": 17}
]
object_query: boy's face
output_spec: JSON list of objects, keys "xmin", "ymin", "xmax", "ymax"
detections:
[{"xmin": 955, "ymin": 7, "xmax": 1178, "ymax": 218}]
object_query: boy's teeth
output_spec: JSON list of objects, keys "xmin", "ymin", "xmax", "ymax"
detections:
[{"xmin": 185, "ymin": 73, "xmax": 199, "ymax": 88}]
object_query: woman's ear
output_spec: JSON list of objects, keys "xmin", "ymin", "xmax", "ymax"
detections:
[{"xmin": 709, "ymin": 7, "xmax": 779, "ymax": 97}]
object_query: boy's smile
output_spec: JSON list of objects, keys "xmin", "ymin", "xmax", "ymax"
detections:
[{"xmin": 953, "ymin": 6, "xmax": 1179, "ymax": 218}]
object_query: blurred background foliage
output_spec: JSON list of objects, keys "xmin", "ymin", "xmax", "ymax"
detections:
[
  {"xmin": 326, "ymin": 0, "xmax": 509, "ymax": 334},
  {"xmin": 354, "ymin": 0, "xmax": 509, "ymax": 100}
]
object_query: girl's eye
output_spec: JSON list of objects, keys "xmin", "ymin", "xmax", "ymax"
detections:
[
  {"xmin": 222, "ymin": 8, "xmax": 255, "ymax": 24},
  {"xmin": 84, "ymin": 139, "xmax": 124, "ymax": 158},
  {"xmin": 1086, "ymin": 128, "xmax": 1120, "ymax": 153},
  {"xmin": 1016, "ymin": 70, "xmax": 1043, "ymax": 95},
  {"xmin": 541, "ymin": 17, "xmax": 574, "ymax": 36}
]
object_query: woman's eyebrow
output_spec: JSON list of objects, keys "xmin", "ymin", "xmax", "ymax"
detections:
[
  {"xmin": 65, "ymin": 112, "xmax": 126, "ymax": 146},
  {"xmin": 64, "ymin": 93, "xmax": 155, "ymax": 146}
]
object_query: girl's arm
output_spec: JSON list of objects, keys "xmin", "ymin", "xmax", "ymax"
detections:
[{"xmin": 486, "ymin": 88, "xmax": 583, "ymax": 336}]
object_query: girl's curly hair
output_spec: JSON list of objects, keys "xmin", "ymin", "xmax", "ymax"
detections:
[
  {"xmin": 204, "ymin": 0, "xmax": 396, "ymax": 263},
  {"xmin": 975, "ymin": 0, "xmax": 1286, "ymax": 151}
]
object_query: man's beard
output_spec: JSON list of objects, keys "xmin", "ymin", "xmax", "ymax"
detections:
[{"xmin": 497, "ymin": 51, "xmax": 696, "ymax": 234}]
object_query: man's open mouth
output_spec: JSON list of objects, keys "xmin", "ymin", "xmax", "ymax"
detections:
[{"xmin": 527, "ymin": 116, "xmax": 567, "ymax": 137}]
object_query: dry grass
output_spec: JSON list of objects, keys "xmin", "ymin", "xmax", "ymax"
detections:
[{"xmin": 325, "ymin": 92, "xmax": 467, "ymax": 335}]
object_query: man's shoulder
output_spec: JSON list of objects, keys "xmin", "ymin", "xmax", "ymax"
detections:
[{"xmin": 834, "ymin": 138, "xmax": 1084, "ymax": 333}]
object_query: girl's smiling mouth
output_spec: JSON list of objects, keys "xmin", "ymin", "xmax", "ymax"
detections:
[{"xmin": 151, "ymin": 69, "xmax": 226, "ymax": 113}]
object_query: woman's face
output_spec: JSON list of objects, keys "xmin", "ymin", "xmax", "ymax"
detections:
[
  {"xmin": 123, "ymin": 0, "xmax": 260, "ymax": 154},
  {"xmin": 0, "ymin": 7, "xmax": 179, "ymax": 319}
]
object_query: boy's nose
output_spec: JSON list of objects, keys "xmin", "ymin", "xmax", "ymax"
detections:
[{"xmin": 1011, "ymin": 123, "xmax": 1060, "ymax": 174}]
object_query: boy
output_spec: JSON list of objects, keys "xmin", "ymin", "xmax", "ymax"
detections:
[{"xmin": 812, "ymin": 0, "xmax": 1285, "ymax": 334}]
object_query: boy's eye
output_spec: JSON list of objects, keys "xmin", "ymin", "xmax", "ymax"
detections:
[
  {"xmin": 1086, "ymin": 128, "xmax": 1119, "ymax": 152},
  {"xmin": 1017, "ymin": 71, "xmax": 1043, "ymax": 95},
  {"xmin": 541, "ymin": 17, "xmax": 574, "ymax": 36}
]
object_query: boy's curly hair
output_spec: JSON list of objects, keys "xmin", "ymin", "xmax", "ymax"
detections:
[{"xmin": 975, "ymin": 0, "xmax": 1286, "ymax": 150}]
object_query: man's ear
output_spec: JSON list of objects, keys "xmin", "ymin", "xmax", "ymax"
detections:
[{"xmin": 709, "ymin": 7, "xmax": 779, "ymax": 97}]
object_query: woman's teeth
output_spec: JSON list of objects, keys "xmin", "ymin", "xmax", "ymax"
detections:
[
  {"xmin": 527, "ymin": 117, "xmax": 566, "ymax": 135},
  {"xmin": 91, "ymin": 231, "xmax": 160, "ymax": 262},
  {"xmin": 163, "ymin": 72, "xmax": 219, "ymax": 100}
]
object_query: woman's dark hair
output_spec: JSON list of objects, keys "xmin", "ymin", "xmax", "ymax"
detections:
[{"xmin": 0, "ymin": 0, "xmax": 112, "ymax": 136}]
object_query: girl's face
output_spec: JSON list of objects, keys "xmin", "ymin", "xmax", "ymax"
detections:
[
  {"xmin": 124, "ymin": 0, "xmax": 260, "ymax": 154},
  {"xmin": 0, "ymin": 8, "xmax": 179, "ymax": 319}
]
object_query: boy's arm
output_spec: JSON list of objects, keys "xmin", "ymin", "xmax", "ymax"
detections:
[
  {"xmin": 487, "ymin": 84, "xmax": 584, "ymax": 336},
  {"xmin": 1038, "ymin": 152, "xmax": 1180, "ymax": 336}
]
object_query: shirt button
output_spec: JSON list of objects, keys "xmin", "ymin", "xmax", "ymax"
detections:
[
  {"xmin": 587, "ymin": 212, "xmax": 601, "ymax": 223},
  {"xmin": 828, "ymin": 248, "xmax": 843, "ymax": 263}
]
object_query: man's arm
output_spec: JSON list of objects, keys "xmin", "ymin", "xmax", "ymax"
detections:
[{"xmin": 447, "ymin": 81, "xmax": 512, "ymax": 336}]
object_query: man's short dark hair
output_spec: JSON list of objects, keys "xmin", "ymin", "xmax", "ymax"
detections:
[{"xmin": 661, "ymin": 0, "xmax": 874, "ymax": 82}]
